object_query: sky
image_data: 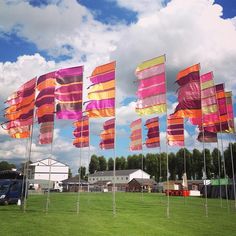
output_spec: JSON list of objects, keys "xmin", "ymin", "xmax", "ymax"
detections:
[{"xmin": 0, "ymin": 0, "xmax": 236, "ymax": 174}]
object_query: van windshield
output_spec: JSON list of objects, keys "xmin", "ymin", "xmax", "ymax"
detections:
[{"xmin": 0, "ymin": 184, "xmax": 9, "ymax": 194}]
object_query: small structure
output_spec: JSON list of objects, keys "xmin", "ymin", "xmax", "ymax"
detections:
[
  {"xmin": 88, "ymin": 169, "xmax": 150, "ymax": 184},
  {"xmin": 127, "ymin": 178, "xmax": 157, "ymax": 192},
  {"xmin": 62, "ymin": 176, "xmax": 89, "ymax": 192},
  {"xmin": 88, "ymin": 169, "xmax": 150, "ymax": 192},
  {"xmin": 30, "ymin": 158, "xmax": 69, "ymax": 182}
]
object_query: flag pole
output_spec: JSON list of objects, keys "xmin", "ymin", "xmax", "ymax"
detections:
[
  {"xmin": 229, "ymin": 134, "xmax": 236, "ymax": 209},
  {"xmin": 225, "ymin": 92, "xmax": 236, "ymax": 209},
  {"xmin": 164, "ymin": 55, "xmax": 170, "ymax": 218},
  {"xmin": 77, "ymin": 117, "xmax": 84, "ymax": 214},
  {"xmin": 112, "ymin": 118, "xmax": 116, "ymax": 217},
  {"xmin": 23, "ymin": 123, "xmax": 34, "ymax": 212},
  {"xmin": 217, "ymin": 138, "xmax": 223, "ymax": 208},
  {"xmin": 141, "ymin": 119, "xmax": 144, "ymax": 201},
  {"xmin": 216, "ymin": 84, "xmax": 229, "ymax": 212}
]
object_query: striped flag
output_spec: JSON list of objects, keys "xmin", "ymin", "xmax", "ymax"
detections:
[
  {"xmin": 173, "ymin": 64, "xmax": 201, "ymax": 120},
  {"xmin": 73, "ymin": 116, "xmax": 89, "ymax": 148},
  {"xmin": 144, "ymin": 117, "xmax": 160, "ymax": 148},
  {"xmin": 167, "ymin": 116, "xmax": 184, "ymax": 146},
  {"xmin": 3, "ymin": 78, "xmax": 36, "ymax": 139},
  {"xmin": 99, "ymin": 118, "xmax": 115, "ymax": 150},
  {"xmin": 135, "ymin": 55, "xmax": 167, "ymax": 115},
  {"xmin": 196, "ymin": 72, "xmax": 219, "ymax": 142},
  {"xmin": 55, "ymin": 66, "xmax": 83, "ymax": 120},
  {"xmin": 130, "ymin": 118, "xmax": 142, "ymax": 151},
  {"xmin": 35, "ymin": 72, "xmax": 56, "ymax": 144},
  {"xmin": 86, "ymin": 62, "xmax": 116, "ymax": 118},
  {"xmin": 215, "ymin": 84, "xmax": 233, "ymax": 133}
]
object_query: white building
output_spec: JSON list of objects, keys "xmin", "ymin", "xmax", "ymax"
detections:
[
  {"xmin": 88, "ymin": 169, "xmax": 150, "ymax": 184},
  {"xmin": 30, "ymin": 158, "xmax": 69, "ymax": 182}
]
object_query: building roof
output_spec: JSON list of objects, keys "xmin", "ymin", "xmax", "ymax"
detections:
[
  {"xmin": 62, "ymin": 176, "xmax": 88, "ymax": 185},
  {"xmin": 30, "ymin": 158, "xmax": 68, "ymax": 167},
  {"xmin": 129, "ymin": 178, "xmax": 157, "ymax": 185},
  {"xmin": 89, "ymin": 169, "xmax": 141, "ymax": 177}
]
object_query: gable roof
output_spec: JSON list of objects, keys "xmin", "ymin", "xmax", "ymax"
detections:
[
  {"xmin": 89, "ymin": 169, "xmax": 141, "ymax": 177},
  {"xmin": 30, "ymin": 158, "xmax": 68, "ymax": 167},
  {"xmin": 129, "ymin": 178, "xmax": 157, "ymax": 185}
]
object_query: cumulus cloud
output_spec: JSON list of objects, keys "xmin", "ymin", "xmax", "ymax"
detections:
[
  {"xmin": 112, "ymin": 0, "xmax": 236, "ymax": 98},
  {"xmin": 0, "ymin": 0, "xmax": 236, "ymax": 170}
]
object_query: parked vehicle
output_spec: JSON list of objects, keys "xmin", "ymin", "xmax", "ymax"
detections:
[
  {"xmin": 0, "ymin": 170, "xmax": 25, "ymax": 205},
  {"xmin": 0, "ymin": 179, "xmax": 23, "ymax": 205}
]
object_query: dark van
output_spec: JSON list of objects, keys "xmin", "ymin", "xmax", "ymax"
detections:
[
  {"xmin": 0, "ymin": 179, "xmax": 23, "ymax": 205},
  {"xmin": 0, "ymin": 170, "xmax": 25, "ymax": 205}
]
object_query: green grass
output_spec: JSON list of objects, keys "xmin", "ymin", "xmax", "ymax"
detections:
[{"xmin": 0, "ymin": 192, "xmax": 236, "ymax": 236}]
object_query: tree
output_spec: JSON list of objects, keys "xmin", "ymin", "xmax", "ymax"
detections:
[
  {"xmin": 115, "ymin": 157, "xmax": 122, "ymax": 170},
  {"xmin": 89, "ymin": 155, "xmax": 99, "ymax": 174},
  {"xmin": 120, "ymin": 157, "xmax": 127, "ymax": 170},
  {"xmin": 192, "ymin": 149, "xmax": 203, "ymax": 179},
  {"xmin": 211, "ymin": 148, "xmax": 222, "ymax": 178},
  {"xmin": 68, "ymin": 168, "xmax": 72, "ymax": 178},
  {"xmin": 108, "ymin": 158, "xmax": 114, "ymax": 170},
  {"xmin": 0, "ymin": 161, "xmax": 16, "ymax": 171},
  {"xmin": 78, "ymin": 166, "xmax": 86, "ymax": 180},
  {"xmin": 145, "ymin": 153, "xmax": 158, "ymax": 180},
  {"xmin": 168, "ymin": 152, "xmax": 176, "ymax": 180},
  {"xmin": 98, "ymin": 156, "xmax": 107, "ymax": 171}
]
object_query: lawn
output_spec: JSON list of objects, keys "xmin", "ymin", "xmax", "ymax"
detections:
[{"xmin": 0, "ymin": 192, "xmax": 236, "ymax": 236}]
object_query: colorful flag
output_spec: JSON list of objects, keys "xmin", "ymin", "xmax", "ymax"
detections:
[
  {"xmin": 99, "ymin": 118, "xmax": 115, "ymax": 150},
  {"xmin": 215, "ymin": 84, "xmax": 232, "ymax": 133},
  {"xmin": 173, "ymin": 64, "xmax": 201, "ymax": 120},
  {"xmin": 55, "ymin": 66, "xmax": 83, "ymax": 120},
  {"xmin": 197, "ymin": 130, "xmax": 217, "ymax": 143},
  {"xmin": 135, "ymin": 55, "xmax": 167, "ymax": 115},
  {"xmin": 85, "ymin": 62, "xmax": 116, "ymax": 118},
  {"xmin": 35, "ymin": 72, "xmax": 56, "ymax": 144},
  {"xmin": 130, "ymin": 118, "xmax": 142, "ymax": 151},
  {"xmin": 225, "ymin": 91, "xmax": 235, "ymax": 133},
  {"xmin": 144, "ymin": 117, "xmax": 160, "ymax": 148},
  {"xmin": 3, "ymin": 78, "xmax": 37, "ymax": 139},
  {"xmin": 73, "ymin": 116, "xmax": 89, "ymax": 148},
  {"xmin": 167, "ymin": 116, "xmax": 184, "ymax": 146}
]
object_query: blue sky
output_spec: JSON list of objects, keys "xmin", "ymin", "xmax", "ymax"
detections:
[{"xmin": 0, "ymin": 0, "xmax": 236, "ymax": 173}]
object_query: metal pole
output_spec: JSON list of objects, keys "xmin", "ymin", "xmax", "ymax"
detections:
[
  {"xmin": 23, "ymin": 124, "xmax": 34, "ymax": 213},
  {"xmin": 217, "ymin": 138, "xmax": 223, "ymax": 208},
  {"xmin": 229, "ymin": 135, "xmax": 236, "ymax": 209}
]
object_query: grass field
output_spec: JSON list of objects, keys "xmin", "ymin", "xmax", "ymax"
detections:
[{"xmin": 0, "ymin": 192, "xmax": 236, "ymax": 236}]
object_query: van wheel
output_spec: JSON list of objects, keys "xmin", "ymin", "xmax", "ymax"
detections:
[{"xmin": 4, "ymin": 200, "xmax": 9, "ymax": 205}]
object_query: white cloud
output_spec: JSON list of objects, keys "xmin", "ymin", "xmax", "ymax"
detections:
[
  {"xmin": 112, "ymin": 0, "xmax": 236, "ymax": 98},
  {"xmin": 115, "ymin": 0, "xmax": 163, "ymax": 16}
]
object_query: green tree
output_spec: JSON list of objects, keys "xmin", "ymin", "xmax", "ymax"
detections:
[
  {"xmin": 68, "ymin": 168, "xmax": 72, "ymax": 178},
  {"xmin": 89, "ymin": 155, "xmax": 99, "ymax": 174},
  {"xmin": 98, "ymin": 156, "xmax": 107, "ymax": 171},
  {"xmin": 168, "ymin": 152, "xmax": 176, "ymax": 180},
  {"xmin": 145, "ymin": 153, "xmax": 158, "ymax": 180},
  {"xmin": 108, "ymin": 158, "xmax": 114, "ymax": 170},
  {"xmin": 78, "ymin": 166, "xmax": 86, "ymax": 180},
  {"xmin": 192, "ymin": 149, "xmax": 202, "ymax": 179},
  {"xmin": 120, "ymin": 156, "xmax": 127, "ymax": 170},
  {"xmin": 0, "ymin": 161, "xmax": 16, "ymax": 171},
  {"xmin": 211, "ymin": 148, "xmax": 222, "ymax": 178}
]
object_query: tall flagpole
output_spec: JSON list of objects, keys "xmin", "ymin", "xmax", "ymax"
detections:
[
  {"xmin": 23, "ymin": 124, "xmax": 34, "ymax": 212},
  {"xmin": 217, "ymin": 138, "xmax": 223, "ymax": 208},
  {"xmin": 229, "ymin": 134, "xmax": 236, "ymax": 209},
  {"xmin": 141, "ymin": 119, "xmax": 144, "ymax": 201},
  {"xmin": 164, "ymin": 55, "xmax": 170, "ymax": 218},
  {"xmin": 113, "ymin": 118, "xmax": 116, "ymax": 217},
  {"xmin": 77, "ymin": 117, "xmax": 83, "ymax": 215},
  {"xmin": 113, "ymin": 63, "xmax": 117, "ymax": 217}
]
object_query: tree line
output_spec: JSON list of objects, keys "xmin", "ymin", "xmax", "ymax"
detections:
[{"xmin": 88, "ymin": 143, "xmax": 236, "ymax": 182}]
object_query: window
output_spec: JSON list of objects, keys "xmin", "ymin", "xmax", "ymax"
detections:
[{"xmin": 126, "ymin": 177, "xmax": 128, "ymax": 180}]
